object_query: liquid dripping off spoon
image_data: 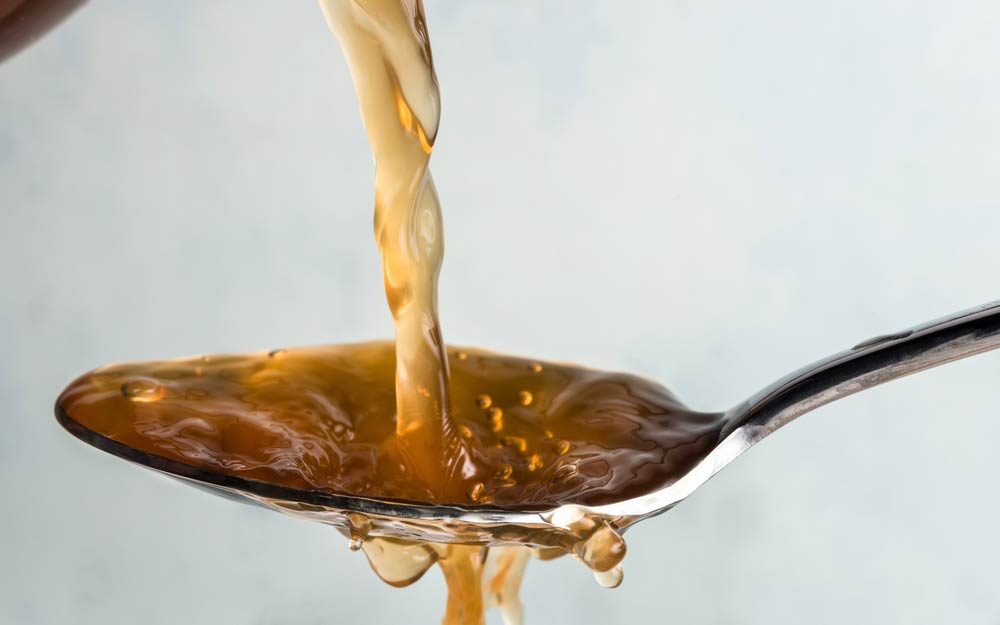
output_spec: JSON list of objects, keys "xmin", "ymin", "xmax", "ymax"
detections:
[
  {"xmin": 58, "ymin": 343, "xmax": 702, "ymax": 623},
  {"xmin": 58, "ymin": 343, "xmax": 721, "ymax": 509},
  {"xmin": 55, "ymin": 303, "xmax": 1000, "ymax": 623}
]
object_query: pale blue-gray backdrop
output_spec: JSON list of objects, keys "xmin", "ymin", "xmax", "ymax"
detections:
[{"xmin": 2, "ymin": 1, "xmax": 999, "ymax": 623}]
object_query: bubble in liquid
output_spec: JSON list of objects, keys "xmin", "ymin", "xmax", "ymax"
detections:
[
  {"xmin": 476, "ymin": 394, "xmax": 493, "ymax": 409},
  {"xmin": 495, "ymin": 464, "xmax": 513, "ymax": 480},
  {"xmin": 121, "ymin": 377, "xmax": 164, "ymax": 403},
  {"xmin": 457, "ymin": 351, "xmax": 468, "ymax": 360},
  {"xmin": 458, "ymin": 424, "xmax": 473, "ymax": 439},
  {"xmin": 489, "ymin": 407, "xmax": 504, "ymax": 432},
  {"xmin": 501, "ymin": 435, "xmax": 528, "ymax": 454},
  {"xmin": 527, "ymin": 454, "xmax": 543, "ymax": 472},
  {"xmin": 517, "ymin": 390, "xmax": 533, "ymax": 406},
  {"xmin": 555, "ymin": 440, "xmax": 571, "ymax": 455},
  {"xmin": 332, "ymin": 423, "xmax": 354, "ymax": 440},
  {"xmin": 530, "ymin": 363, "xmax": 543, "ymax": 373}
]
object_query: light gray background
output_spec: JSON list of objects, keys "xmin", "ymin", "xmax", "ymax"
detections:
[{"xmin": 2, "ymin": 1, "xmax": 999, "ymax": 623}]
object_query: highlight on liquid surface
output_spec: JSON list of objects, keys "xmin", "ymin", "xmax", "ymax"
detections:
[{"xmin": 56, "ymin": 342, "xmax": 723, "ymax": 509}]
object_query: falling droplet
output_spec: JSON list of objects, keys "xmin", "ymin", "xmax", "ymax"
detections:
[
  {"xmin": 347, "ymin": 512, "xmax": 371, "ymax": 551},
  {"xmin": 593, "ymin": 565, "xmax": 623, "ymax": 589},
  {"xmin": 476, "ymin": 394, "xmax": 493, "ymax": 409},
  {"xmin": 361, "ymin": 538, "xmax": 438, "ymax": 588},
  {"xmin": 550, "ymin": 514, "xmax": 627, "ymax": 591},
  {"xmin": 574, "ymin": 521, "xmax": 626, "ymax": 572},
  {"xmin": 517, "ymin": 390, "xmax": 533, "ymax": 406},
  {"xmin": 121, "ymin": 377, "xmax": 164, "ymax": 403}
]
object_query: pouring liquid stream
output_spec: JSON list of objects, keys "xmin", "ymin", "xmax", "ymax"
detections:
[
  {"xmin": 55, "ymin": 1, "xmax": 725, "ymax": 623},
  {"xmin": 318, "ymin": 0, "xmax": 464, "ymax": 500},
  {"xmin": 51, "ymin": 1, "xmax": 1000, "ymax": 622},
  {"xmin": 314, "ymin": 3, "xmax": 676, "ymax": 618}
]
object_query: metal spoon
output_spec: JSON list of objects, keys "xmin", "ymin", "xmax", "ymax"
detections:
[{"xmin": 55, "ymin": 300, "xmax": 1000, "ymax": 546}]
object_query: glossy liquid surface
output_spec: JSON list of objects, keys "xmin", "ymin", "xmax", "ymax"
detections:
[
  {"xmin": 57, "ymin": 342, "xmax": 723, "ymax": 508},
  {"xmin": 53, "ymin": 1, "xmax": 714, "ymax": 621}
]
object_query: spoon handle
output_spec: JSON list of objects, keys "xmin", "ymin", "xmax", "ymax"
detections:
[{"xmin": 724, "ymin": 300, "xmax": 1000, "ymax": 441}]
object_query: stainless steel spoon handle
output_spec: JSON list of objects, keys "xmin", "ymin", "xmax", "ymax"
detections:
[{"xmin": 724, "ymin": 299, "xmax": 1000, "ymax": 442}]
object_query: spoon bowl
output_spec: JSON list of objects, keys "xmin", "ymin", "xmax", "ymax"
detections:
[{"xmin": 55, "ymin": 300, "xmax": 1000, "ymax": 546}]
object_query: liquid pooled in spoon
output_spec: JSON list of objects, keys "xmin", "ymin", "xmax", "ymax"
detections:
[
  {"xmin": 57, "ymin": 343, "xmax": 722, "ymax": 509},
  {"xmin": 54, "ymin": 1, "xmax": 721, "ymax": 623},
  {"xmin": 58, "ymin": 343, "xmax": 721, "ymax": 624}
]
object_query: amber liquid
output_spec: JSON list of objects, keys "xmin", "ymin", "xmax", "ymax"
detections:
[
  {"xmin": 58, "ymin": 344, "xmax": 721, "ymax": 623},
  {"xmin": 318, "ymin": 0, "xmax": 463, "ymax": 498},
  {"xmin": 56, "ymin": 1, "xmax": 721, "ymax": 623},
  {"xmin": 57, "ymin": 343, "xmax": 720, "ymax": 508}
]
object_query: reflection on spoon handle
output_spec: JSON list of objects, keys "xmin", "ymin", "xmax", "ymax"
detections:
[
  {"xmin": 725, "ymin": 299, "xmax": 1000, "ymax": 442},
  {"xmin": 0, "ymin": 0, "xmax": 86, "ymax": 64}
]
